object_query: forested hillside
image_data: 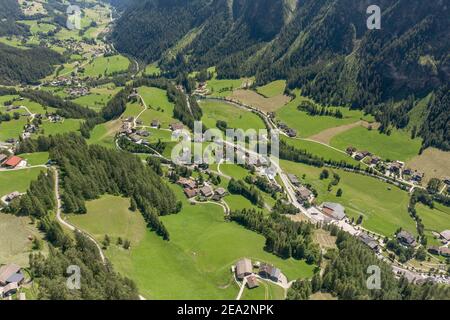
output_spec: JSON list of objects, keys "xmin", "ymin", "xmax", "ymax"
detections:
[
  {"xmin": 111, "ymin": 0, "xmax": 449, "ymax": 150},
  {"xmin": 0, "ymin": 43, "xmax": 64, "ymax": 85}
]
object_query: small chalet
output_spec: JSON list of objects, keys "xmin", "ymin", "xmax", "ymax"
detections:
[
  {"xmin": 397, "ymin": 230, "xmax": 417, "ymax": 247},
  {"xmin": 246, "ymin": 276, "xmax": 259, "ymax": 289},
  {"xmin": 170, "ymin": 122, "xmax": 184, "ymax": 131},
  {"xmin": 200, "ymin": 186, "xmax": 214, "ymax": 198},
  {"xmin": 235, "ymin": 258, "xmax": 252, "ymax": 280}
]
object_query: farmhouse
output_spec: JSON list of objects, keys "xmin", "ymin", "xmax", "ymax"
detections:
[
  {"xmin": 246, "ymin": 276, "xmax": 259, "ymax": 289},
  {"xmin": 296, "ymin": 186, "xmax": 314, "ymax": 203},
  {"xmin": 5, "ymin": 191, "xmax": 21, "ymax": 202},
  {"xmin": 259, "ymin": 264, "xmax": 282, "ymax": 282},
  {"xmin": 177, "ymin": 177, "xmax": 196, "ymax": 190},
  {"xmin": 358, "ymin": 233, "xmax": 380, "ymax": 252},
  {"xmin": 170, "ymin": 122, "xmax": 184, "ymax": 131},
  {"xmin": 321, "ymin": 202, "xmax": 346, "ymax": 220},
  {"xmin": 1, "ymin": 156, "xmax": 25, "ymax": 169},
  {"xmin": 397, "ymin": 230, "xmax": 417, "ymax": 247},
  {"xmin": 200, "ymin": 186, "xmax": 214, "ymax": 198},
  {"xmin": 0, "ymin": 154, "xmax": 7, "ymax": 164},
  {"xmin": 440, "ymin": 247, "xmax": 450, "ymax": 257},
  {"xmin": 184, "ymin": 188, "xmax": 197, "ymax": 199},
  {"xmin": 0, "ymin": 264, "xmax": 24, "ymax": 288},
  {"xmin": 212, "ymin": 188, "xmax": 228, "ymax": 201},
  {"xmin": 151, "ymin": 120, "xmax": 160, "ymax": 128},
  {"xmin": 428, "ymin": 246, "xmax": 440, "ymax": 255},
  {"xmin": 235, "ymin": 258, "xmax": 252, "ymax": 280},
  {"xmin": 136, "ymin": 130, "xmax": 150, "ymax": 137},
  {"xmin": 440, "ymin": 230, "xmax": 450, "ymax": 242},
  {"xmin": 288, "ymin": 174, "xmax": 300, "ymax": 186}
]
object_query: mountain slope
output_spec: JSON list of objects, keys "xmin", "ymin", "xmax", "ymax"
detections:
[{"xmin": 111, "ymin": 0, "xmax": 450, "ymax": 150}]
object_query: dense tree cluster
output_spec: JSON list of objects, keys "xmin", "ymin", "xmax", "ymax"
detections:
[
  {"xmin": 298, "ymin": 101, "xmax": 343, "ymax": 119},
  {"xmin": 29, "ymin": 232, "xmax": 139, "ymax": 300},
  {"xmin": 289, "ymin": 228, "xmax": 450, "ymax": 300},
  {"xmin": 228, "ymin": 179, "xmax": 264, "ymax": 208},
  {"xmin": 230, "ymin": 209, "xmax": 320, "ymax": 264}
]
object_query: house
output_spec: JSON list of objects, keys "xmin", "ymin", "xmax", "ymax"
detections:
[
  {"xmin": 1, "ymin": 156, "xmax": 25, "ymax": 169},
  {"xmin": 354, "ymin": 152, "xmax": 366, "ymax": 161},
  {"xmin": 5, "ymin": 138, "xmax": 17, "ymax": 144},
  {"xmin": 269, "ymin": 267, "xmax": 282, "ymax": 282},
  {"xmin": 370, "ymin": 156, "xmax": 381, "ymax": 165},
  {"xmin": 0, "ymin": 282, "xmax": 18, "ymax": 298},
  {"xmin": 321, "ymin": 202, "xmax": 346, "ymax": 220},
  {"xmin": 440, "ymin": 247, "xmax": 450, "ymax": 257},
  {"xmin": 184, "ymin": 188, "xmax": 197, "ymax": 199},
  {"xmin": 235, "ymin": 258, "xmax": 252, "ymax": 280},
  {"xmin": 5, "ymin": 191, "xmax": 21, "ymax": 202},
  {"xmin": 286, "ymin": 128, "xmax": 297, "ymax": 138},
  {"xmin": 411, "ymin": 172, "xmax": 424, "ymax": 183},
  {"xmin": 296, "ymin": 186, "xmax": 314, "ymax": 203},
  {"xmin": 246, "ymin": 276, "xmax": 259, "ymax": 289},
  {"xmin": 427, "ymin": 246, "xmax": 440, "ymax": 255},
  {"xmin": 170, "ymin": 122, "xmax": 184, "ymax": 131},
  {"xmin": 346, "ymin": 146, "xmax": 356, "ymax": 155},
  {"xmin": 212, "ymin": 187, "xmax": 227, "ymax": 201},
  {"xmin": 0, "ymin": 154, "xmax": 7, "ymax": 164},
  {"xmin": 0, "ymin": 264, "xmax": 23, "ymax": 286},
  {"xmin": 259, "ymin": 264, "xmax": 273, "ymax": 279},
  {"xmin": 200, "ymin": 186, "xmax": 214, "ymax": 198},
  {"xmin": 151, "ymin": 120, "xmax": 160, "ymax": 128},
  {"xmin": 129, "ymin": 134, "xmax": 143, "ymax": 144},
  {"xmin": 358, "ymin": 233, "xmax": 380, "ymax": 252},
  {"xmin": 177, "ymin": 177, "xmax": 196, "ymax": 190},
  {"xmin": 397, "ymin": 230, "xmax": 417, "ymax": 247},
  {"xmin": 439, "ymin": 230, "xmax": 450, "ymax": 242},
  {"xmin": 288, "ymin": 174, "xmax": 300, "ymax": 186},
  {"xmin": 136, "ymin": 130, "xmax": 150, "ymax": 137}
]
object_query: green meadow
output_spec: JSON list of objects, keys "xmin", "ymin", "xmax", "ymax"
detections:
[
  {"xmin": 207, "ymin": 78, "xmax": 245, "ymax": 97},
  {"xmin": 219, "ymin": 164, "xmax": 250, "ymax": 180},
  {"xmin": 17, "ymin": 152, "xmax": 49, "ymax": 166},
  {"xmin": 200, "ymin": 100, "xmax": 266, "ymax": 131},
  {"xmin": 144, "ymin": 63, "xmax": 161, "ymax": 76},
  {"xmin": 281, "ymin": 136, "xmax": 359, "ymax": 165},
  {"xmin": 0, "ymin": 117, "xmax": 27, "ymax": 141},
  {"xmin": 280, "ymin": 160, "xmax": 416, "ymax": 237},
  {"xmin": 416, "ymin": 203, "xmax": 450, "ymax": 240},
  {"xmin": 74, "ymin": 85, "xmax": 121, "ymax": 110},
  {"xmin": 68, "ymin": 189, "xmax": 315, "ymax": 299},
  {"xmin": 256, "ymin": 80, "xmax": 286, "ymax": 98},
  {"xmin": 82, "ymin": 55, "xmax": 130, "ymax": 77},
  {"xmin": 132, "ymin": 87, "xmax": 177, "ymax": 128},
  {"xmin": 40, "ymin": 119, "xmax": 82, "ymax": 136},
  {"xmin": 276, "ymin": 91, "xmax": 369, "ymax": 138},
  {"xmin": 0, "ymin": 167, "xmax": 45, "ymax": 196},
  {"xmin": 330, "ymin": 126, "xmax": 422, "ymax": 161}
]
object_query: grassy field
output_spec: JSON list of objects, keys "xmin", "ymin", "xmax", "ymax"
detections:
[
  {"xmin": 0, "ymin": 167, "xmax": 45, "ymax": 196},
  {"xmin": 17, "ymin": 20, "xmax": 56, "ymax": 34},
  {"xmin": 68, "ymin": 189, "xmax": 314, "ymax": 299},
  {"xmin": 280, "ymin": 160, "xmax": 416, "ymax": 237},
  {"xmin": 200, "ymin": 100, "xmax": 266, "ymax": 131},
  {"xmin": 88, "ymin": 120, "xmax": 121, "ymax": 149},
  {"xmin": 407, "ymin": 148, "xmax": 450, "ymax": 183},
  {"xmin": 416, "ymin": 203, "xmax": 450, "ymax": 235},
  {"xmin": 40, "ymin": 119, "xmax": 82, "ymax": 136},
  {"xmin": 241, "ymin": 281, "xmax": 286, "ymax": 300},
  {"xmin": 230, "ymin": 89, "xmax": 291, "ymax": 113},
  {"xmin": 281, "ymin": 136, "xmax": 360, "ymax": 166},
  {"xmin": 132, "ymin": 87, "xmax": 177, "ymax": 128},
  {"xmin": 207, "ymin": 79, "xmax": 246, "ymax": 97},
  {"xmin": 17, "ymin": 152, "xmax": 49, "ymax": 166},
  {"xmin": 145, "ymin": 63, "xmax": 161, "ymax": 76},
  {"xmin": 0, "ymin": 214, "xmax": 46, "ymax": 266},
  {"xmin": 256, "ymin": 80, "xmax": 286, "ymax": 98},
  {"xmin": 82, "ymin": 55, "xmax": 130, "ymax": 77},
  {"xmin": 73, "ymin": 85, "xmax": 121, "ymax": 110},
  {"xmin": 219, "ymin": 164, "xmax": 250, "ymax": 180},
  {"xmin": 276, "ymin": 91, "xmax": 370, "ymax": 138},
  {"xmin": 330, "ymin": 126, "xmax": 422, "ymax": 161},
  {"xmin": 0, "ymin": 117, "xmax": 27, "ymax": 141}
]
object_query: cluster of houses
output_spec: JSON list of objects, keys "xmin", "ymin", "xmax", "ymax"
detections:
[
  {"xmin": 234, "ymin": 258, "xmax": 285, "ymax": 289},
  {"xmin": 177, "ymin": 177, "xmax": 228, "ymax": 202},
  {"xmin": 346, "ymin": 146, "xmax": 426, "ymax": 184},
  {"xmin": 0, "ymin": 264, "xmax": 25, "ymax": 299},
  {"xmin": 277, "ymin": 122, "xmax": 297, "ymax": 137},
  {"xmin": 428, "ymin": 230, "xmax": 450, "ymax": 258},
  {"xmin": 66, "ymin": 87, "xmax": 89, "ymax": 98},
  {"xmin": 288, "ymin": 174, "xmax": 315, "ymax": 204},
  {"xmin": 0, "ymin": 155, "xmax": 26, "ymax": 170}
]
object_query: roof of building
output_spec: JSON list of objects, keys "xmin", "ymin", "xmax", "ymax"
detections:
[
  {"xmin": 397, "ymin": 230, "xmax": 416, "ymax": 245},
  {"xmin": 359, "ymin": 233, "xmax": 379, "ymax": 249},
  {"xmin": 0, "ymin": 154, "xmax": 7, "ymax": 163},
  {"xmin": 246, "ymin": 276, "xmax": 259, "ymax": 289},
  {"xmin": 270, "ymin": 267, "xmax": 281, "ymax": 280},
  {"xmin": 440, "ymin": 230, "xmax": 450, "ymax": 241},
  {"xmin": 297, "ymin": 186, "xmax": 313, "ymax": 199},
  {"xmin": 288, "ymin": 174, "xmax": 300, "ymax": 184},
  {"xmin": 184, "ymin": 188, "xmax": 197, "ymax": 198},
  {"xmin": 3, "ymin": 156, "xmax": 23, "ymax": 167},
  {"xmin": 2, "ymin": 282, "xmax": 18, "ymax": 293},
  {"xmin": 322, "ymin": 202, "xmax": 346, "ymax": 220},
  {"xmin": 200, "ymin": 186, "xmax": 213, "ymax": 197},
  {"xmin": 235, "ymin": 258, "xmax": 252, "ymax": 276},
  {"xmin": 215, "ymin": 188, "xmax": 227, "ymax": 196},
  {"xmin": 6, "ymin": 272, "xmax": 24, "ymax": 284},
  {"xmin": 171, "ymin": 122, "xmax": 184, "ymax": 131},
  {"xmin": 440, "ymin": 247, "xmax": 450, "ymax": 255},
  {"xmin": 0, "ymin": 264, "xmax": 21, "ymax": 284}
]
